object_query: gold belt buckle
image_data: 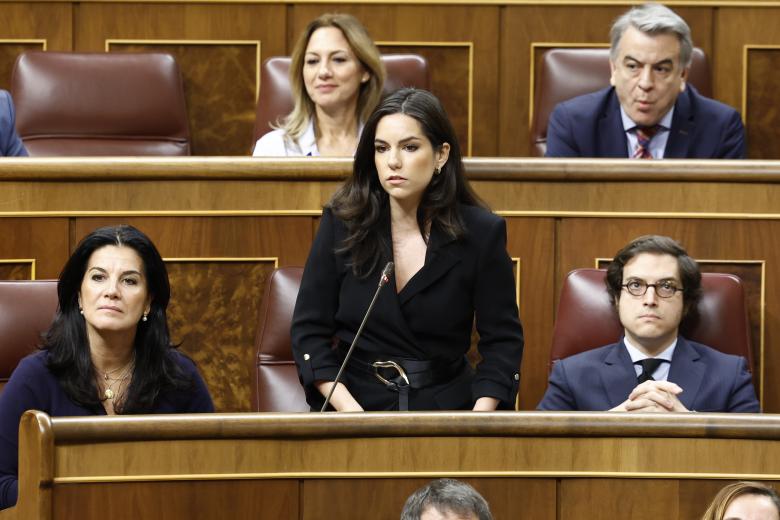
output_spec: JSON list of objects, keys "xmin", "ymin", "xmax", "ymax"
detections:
[{"xmin": 372, "ymin": 360, "xmax": 410, "ymax": 387}]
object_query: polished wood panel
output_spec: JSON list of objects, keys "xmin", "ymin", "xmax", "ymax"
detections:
[
  {"xmin": 109, "ymin": 42, "xmax": 259, "ymax": 156},
  {"xmin": 507, "ymin": 217, "xmax": 555, "ymax": 410},
  {"xmin": 745, "ymin": 47, "xmax": 780, "ymax": 159},
  {"xmin": 302, "ymin": 478, "xmax": 556, "ymax": 520},
  {"xmin": 5, "ymin": 411, "xmax": 780, "ymax": 520},
  {"xmin": 0, "ymin": 219, "xmax": 68, "ymax": 280},
  {"xmin": 53, "ymin": 480, "xmax": 298, "ymax": 519},
  {"xmin": 0, "ymin": 42, "xmax": 45, "ymax": 92}
]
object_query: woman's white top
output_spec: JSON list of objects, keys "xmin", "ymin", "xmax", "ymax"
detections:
[
  {"xmin": 252, "ymin": 119, "xmax": 364, "ymax": 157},
  {"xmin": 252, "ymin": 119, "xmax": 319, "ymax": 157}
]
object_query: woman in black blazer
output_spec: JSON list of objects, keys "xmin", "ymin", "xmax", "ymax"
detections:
[{"xmin": 291, "ymin": 89, "xmax": 524, "ymax": 411}]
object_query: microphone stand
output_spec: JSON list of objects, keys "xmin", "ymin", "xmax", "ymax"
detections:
[{"xmin": 321, "ymin": 262, "xmax": 394, "ymax": 412}]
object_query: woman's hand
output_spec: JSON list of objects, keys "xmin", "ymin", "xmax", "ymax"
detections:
[
  {"xmin": 472, "ymin": 396, "xmax": 500, "ymax": 411},
  {"xmin": 315, "ymin": 381, "xmax": 364, "ymax": 412}
]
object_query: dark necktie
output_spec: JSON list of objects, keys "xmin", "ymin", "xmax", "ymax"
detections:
[
  {"xmin": 633, "ymin": 126, "xmax": 659, "ymax": 159},
  {"xmin": 636, "ymin": 358, "xmax": 665, "ymax": 383}
]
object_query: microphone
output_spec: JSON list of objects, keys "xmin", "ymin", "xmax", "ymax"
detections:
[{"xmin": 321, "ymin": 261, "xmax": 394, "ymax": 412}]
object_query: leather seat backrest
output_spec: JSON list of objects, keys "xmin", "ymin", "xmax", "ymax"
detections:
[{"xmin": 12, "ymin": 51, "xmax": 191, "ymax": 156}]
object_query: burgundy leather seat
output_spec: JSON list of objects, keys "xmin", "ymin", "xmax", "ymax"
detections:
[
  {"xmin": 253, "ymin": 54, "xmax": 430, "ymax": 144},
  {"xmin": 0, "ymin": 280, "xmax": 59, "ymax": 394},
  {"xmin": 550, "ymin": 269, "xmax": 753, "ymax": 380},
  {"xmin": 252, "ymin": 267, "xmax": 308, "ymax": 412},
  {"xmin": 530, "ymin": 47, "xmax": 711, "ymax": 156},
  {"xmin": 12, "ymin": 51, "xmax": 191, "ymax": 156}
]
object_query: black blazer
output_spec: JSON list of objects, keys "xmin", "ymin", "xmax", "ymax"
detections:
[
  {"xmin": 291, "ymin": 204, "xmax": 524, "ymax": 410},
  {"xmin": 545, "ymin": 85, "xmax": 746, "ymax": 158}
]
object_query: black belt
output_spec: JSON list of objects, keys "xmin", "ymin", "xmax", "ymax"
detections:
[{"xmin": 336, "ymin": 342, "xmax": 466, "ymax": 410}]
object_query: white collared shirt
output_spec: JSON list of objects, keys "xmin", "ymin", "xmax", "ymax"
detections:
[
  {"xmin": 620, "ymin": 107, "xmax": 674, "ymax": 159},
  {"xmin": 623, "ymin": 335, "xmax": 677, "ymax": 381}
]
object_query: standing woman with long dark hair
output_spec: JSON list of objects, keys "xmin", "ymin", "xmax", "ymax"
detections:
[
  {"xmin": 291, "ymin": 88, "xmax": 524, "ymax": 411},
  {"xmin": 0, "ymin": 225, "xmax": 213, "ymax": 510}
]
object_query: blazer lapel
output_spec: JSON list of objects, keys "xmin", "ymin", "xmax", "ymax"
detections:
[
  {"xmin": 664, "ymin": 87, "xmax": 694, "ymax": 158},
  {"xmin": 398, "ymin": 224, "xmax": 461, "ymax": 306},
  {"xmin": 598, "ymin": 91, "xmax": 631, "ymax": 158},
  {"xmin": 668, "ymin": 337, "xmax": 704, "ymax": 410},
  {"xmin": 601, "ymin": 341, "xmax": 640, "ymax": 408}
]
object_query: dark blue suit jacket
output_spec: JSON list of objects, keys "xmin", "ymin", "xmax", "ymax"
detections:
[
  {"xmin": 537, "ymin": 336, "xmax": 759, "ymax": 412},
  {"xmin": 545, "ymin": 85, "xmax": 746, "ymax": 159},
  {"xmin": 0, "ymin": 90, "xmax": 27, "ymax": 157}
]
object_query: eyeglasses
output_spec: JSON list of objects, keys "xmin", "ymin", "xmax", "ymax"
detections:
[{"xmin": 622, "ymin": 279, "xmax": 682, "ymax": 298}]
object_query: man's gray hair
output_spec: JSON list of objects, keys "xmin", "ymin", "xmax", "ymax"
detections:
[
  {"xmin": 610, "ymin": 3, "xmax": 693, "ymax": 68},
  {"xmin": 400, "ymin": 479, "xmax": 493, "ymax": 520}
]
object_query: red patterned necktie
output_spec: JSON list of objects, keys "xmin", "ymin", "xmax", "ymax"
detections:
[{"xmin": 633, "ymin": 126, "xmax": 659, "ymax": 159}]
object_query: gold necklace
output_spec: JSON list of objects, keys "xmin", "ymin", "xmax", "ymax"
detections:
[{"xmin": 98, "ymin": 356, "xmax": 135, "ymax": 401}]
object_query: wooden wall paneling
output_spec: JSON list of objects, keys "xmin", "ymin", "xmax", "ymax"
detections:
[
  {"xmin": 499, "ymin": 6, "xmax": 714, "ymax": 157},
  {"xmin": 0, "ymin": 259, "xmax": 34, "ymax": 280},
  {"xmin": 0, "ymin": 3, "xmax": 73, "ymax": 90},
  {"xmin": 561, "ymin": 478, "xmax": 780, "ymax": 520},
  {"xmin": 165, "ymin": 258, "xmax": 276, "ymax": 412},
  {"xmin": 0, "ymin": 41, "xmax": 45, "ymax": 92},
  {"xmin": 52, "ymin": 480, "xmax": 299, "ymax": 519},
  {"xmin": 0, "ymin": 218, "xmax": 68, "ymax": 280},
  {"xmin": 290, "ymin": 4, "xmax": 500, "ymax": 156},
  {"xmin": 556, "ymin": 218, "xmax": 780, "ymax": 412},
  {"xmin": 72, "ymin": 216, "xmax": 314, "ymax": 411},
  {"xmin": 714, "ymin": 8, "xmax": 780, "ymax": 158},
  {"xmin": 744, "ymin": 46, "xmax": 780, "ymax": 159},
  {"xmin": 74, "ymin": 3, "xmax": 288, "ymax": 156},
  {"xmin": 378, "ymin": 43, "xmax": 473, "ymax": 156},
  {"xmin": 505, "ymin": 217, "xmax": 555, "ymax": 410},
  {"xmin": 560, "ymin": 479, "xmax": 681, "ymax": 520},
  {"xmin": 0, "ymin": 177, "xmax": 343, "ymax": 213},
  {"xmin": 301, "ymin": 478, "xmax": 556, "ymax": 520},
  {"xmin": 108, "ymin": 41, "xmax": 261, "ymax": 156}
]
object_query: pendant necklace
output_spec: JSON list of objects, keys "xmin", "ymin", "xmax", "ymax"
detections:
[{"xmin": 99, "ymin": 355, "xmax": 135, "ymax": 401}]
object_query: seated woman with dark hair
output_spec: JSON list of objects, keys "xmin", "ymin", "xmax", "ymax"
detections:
[
  {"xmin": 291, "ymin": 88, "xmax": 524, "ymax": 412},
  {"xmin": 0, "ymin": 225, "xmax": 213, "ymax": 510}
]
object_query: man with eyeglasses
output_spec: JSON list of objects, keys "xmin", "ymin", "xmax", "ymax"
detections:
[{"xmin": 538, "ymin": 235, "xmax": 759, "ymax": 412}]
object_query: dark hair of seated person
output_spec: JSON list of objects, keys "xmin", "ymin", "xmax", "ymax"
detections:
[
  {"xmin": 329, "ymin": 87, "xmax": 486, "ymax": 277},
  {"xmin": 44, "ymin": 224, "xmax": 191, "ymax": 413}
]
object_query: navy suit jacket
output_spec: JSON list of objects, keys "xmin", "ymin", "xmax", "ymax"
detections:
[
  {"xmin": 537, "ymin": 337, "xmax": 759, "ymax": 412},
  {"xmin": 545, "ymin": 85, "xmax": 745, "ymax": 159},
  {"xmin": 0, "ymin": 90, "xmax": 27, "ymax": 157}
]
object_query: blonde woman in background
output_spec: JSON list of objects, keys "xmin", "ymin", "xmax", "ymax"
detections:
[
  {"xmin": 702, "ymin": 481, "xmax": 780, "ymax": 520},
  {"xmin": 253, "ymin": 13, "xmax": 385, "ymax": 157}
]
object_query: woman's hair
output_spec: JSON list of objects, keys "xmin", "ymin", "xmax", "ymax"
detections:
[
  {"xmin": 330, "ymin": 88, "xmax": 485, "ymax": 277},
  {"xmin": 701, "ymin": 481, "xmax": 780, "ymax": 520},
  {"xmin": 44, "ymin": 225, "xmax": 189, "ymax": 413},
  {"xmin": 278, "ymin": 13, "xmax": 385, "ymax": 142}
]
